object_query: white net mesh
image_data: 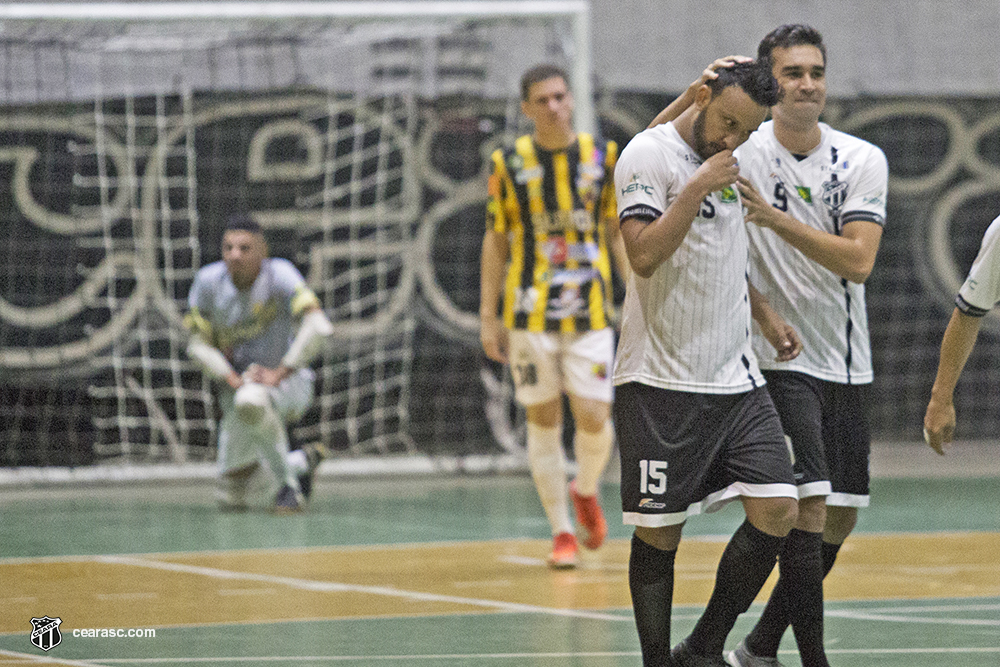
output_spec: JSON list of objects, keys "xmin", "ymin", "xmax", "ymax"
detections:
[{"xmin": 0, "ymin": 2, "xmax": 592, "ymax": 477}]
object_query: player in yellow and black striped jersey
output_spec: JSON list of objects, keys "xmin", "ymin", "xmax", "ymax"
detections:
[
  {"xmin": 487, "ymin": 129, "xmax": 619, "ymax": 332},
  {"xmin": 480, "ymin": 64, "xmax": 628, "ymax": 569}
]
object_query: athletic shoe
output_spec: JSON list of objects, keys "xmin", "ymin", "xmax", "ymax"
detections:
[
  {"xmin": 570, "ymin": 480, "xmax": 607, "ymax": 550},
  {"xmin": 274, "ymin": 484, "xmax": 304, "ymax": 514},
  {"xmin": 547, "ymin": 532, "xmax": 578, "ymax": 569},
  {"xmin": 671, "ymin": 638, "xmax": 731, "ymax": 666},
  {"xmin": 297, "ymin": 441, "xmax": 330, "ymax": 501},
  {"xmin": 728, "ymin": 639, "xmax": 784, "ymax": 667}
]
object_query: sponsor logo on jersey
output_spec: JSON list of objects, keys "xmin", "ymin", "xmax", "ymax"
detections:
[
  {"xmin": 719, "ymin": 186, "xmax": 738, "ymax": 203},
  {"xmin": 30, "ymin": 616, "xmax": 62, "ymax": 651},
  {"xmin": 638, "ymin": 498, "xmax": 666, "ymax": 509},
  {"xmin": 795, "ymin": 186, "xmax": 813, "ymax": 203},
  {"xmin": 621, "ymin": 172, "xmax": 653, "ymax": 196},
  {"xmin": 514, "ymin": 166, "xmax": 544, "ymax": 184}
]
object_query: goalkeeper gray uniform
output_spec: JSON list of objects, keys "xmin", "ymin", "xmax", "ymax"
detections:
[{"xmin": 186, "ymin": 257, "xmax": 319, "ymax": 491}]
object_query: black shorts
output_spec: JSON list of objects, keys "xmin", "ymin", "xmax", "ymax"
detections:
[
  {"xmin": 614, "ymin": 382, "xmax": 797, "ymax": 527},
  {"xmin": 763, "ymin": 370, "xmax": 871, "ymax": 508}
]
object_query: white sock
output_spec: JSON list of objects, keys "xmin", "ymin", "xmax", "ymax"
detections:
[
  {"xmin": 526, "ymin": 422, "xmax": 573, "ymax": 536},
  {"xmin": 287, "ymin": 449, "xmax": 308, "ymax": 476},
  {"xmin": 573, "ymin": 421, "xmax": 613, "ymax": 497}
]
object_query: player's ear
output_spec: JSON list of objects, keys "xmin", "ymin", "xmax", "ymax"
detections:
[{"xmin": 694, "ymin": 83, "xmax": 713, "ymax": 110}]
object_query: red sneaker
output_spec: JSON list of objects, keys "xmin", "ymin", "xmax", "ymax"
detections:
[
  {"xmin": 547, "ymin": 532, "xmax": 578, "ymax": 569},
  {"xmin": 570, "ymin": 480, "xmax": 607, "ymax": 550}
]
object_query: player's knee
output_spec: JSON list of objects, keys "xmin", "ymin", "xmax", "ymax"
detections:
[
  {"xmin": 824, "ymin": 506, "xmax": 858, "ymax": 543},
  {"xmin": 797, "ymin": 495, "xmax": 828, "ymax": 532},
  {"xmin": 748, "ymin": 496, "xmax": 798, "ymax": 537},
  {"xmin": 234, "ymin": 383, "xmax": 270, "ymax": 425}
]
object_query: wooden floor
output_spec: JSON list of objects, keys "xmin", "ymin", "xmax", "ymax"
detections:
[{"xmin": 1, "ymin": 442, "xmax": 999, "ymax": 666}]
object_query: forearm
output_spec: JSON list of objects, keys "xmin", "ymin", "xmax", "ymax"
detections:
[
  {"xmin": 480, "ymin": 231, "xmax": 509, "ymax": 320},
  {"xmin": 187, "ymin": 336, "xmax": 241, "ymax": 388},
  {"xmin": 767, "ymin": 214, "xmax": 879, "ymax": 283},
  {"xmin": 622, "ymin": 186, "xmax": 706, "ymax": 278},
  {"xmin": 647, "ymin": 87, "xmax": 697, "ymax": 129},
  {"xmin": 280, "ymin": 306, "xmax": 334, "ymax": 371},
  {"xmin": 929, "ymin": 309, "xmax": 982, "ymax": 403}
]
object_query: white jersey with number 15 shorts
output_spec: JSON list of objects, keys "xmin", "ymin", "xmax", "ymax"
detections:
[{"xmin": 613, "ymin": 122, "xmax": 764, "ymax": 395}]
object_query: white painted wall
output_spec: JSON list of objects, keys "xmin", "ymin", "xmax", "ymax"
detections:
[{"xmin": 591, "ymin": 0, "xmax": 1000, "ymax": 95}]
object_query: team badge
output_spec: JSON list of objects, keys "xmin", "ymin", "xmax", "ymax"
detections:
[
  {"xmin": 822, "ymin": 175, "xmax": 848, "ymax": 216},
  {"xmin": 29, "ymin": 616, "xmax": 62, "ymax": 651},
  {"xmin": 591, "ymin": 362, "xmax": 608, "ymax": 380}
]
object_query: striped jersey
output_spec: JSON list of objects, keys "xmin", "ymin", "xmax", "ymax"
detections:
[
  {"xmin": 185, "ymin": 257, "xmax": 321, "ymax": 373},
  {"xmin": 957, "ymin": 214, "xmax": 1000, "ymax": 316},
  {"xmin": 738, "ymin": 121, "xmax": 888, "ymax": 384},
  {"xmin": 487, "ymin": 133, "xmax": 618, "ymax": 332},
  {"xmin": 613, "ymin": 122, "xmax": 763, "ymax": 394}
]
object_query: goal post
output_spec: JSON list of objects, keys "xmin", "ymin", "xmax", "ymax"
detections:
[{"xmin": 0, "ymin": 1, "xmax": 596, "ymax": 484}]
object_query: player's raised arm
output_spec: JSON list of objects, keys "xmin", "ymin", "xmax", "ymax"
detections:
[{"xmin": 647, "ymin": 56, "xmax": 752, "ymax": 129}]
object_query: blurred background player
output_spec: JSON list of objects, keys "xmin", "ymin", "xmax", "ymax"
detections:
[
  {"xmin": 185, "ymin": 213, "xmax": 333, "ymax": 513},
  {"xmin": 480, "ymin": 64, "xmax": 628, "ymax": 568},
  {"xmin": 614, "ymin": 60, "xmax": 799, "ymax": 667},
  {"xmin": 924, "ymin": 213, "xmax": 1000, "ymax": 454}
]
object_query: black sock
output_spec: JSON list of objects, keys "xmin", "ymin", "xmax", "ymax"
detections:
[
  {"xmin": 821, "ymin": 540, "xmax": 841, "ymax": 577},
  {"xmin": 628, "ymin": 533, "xmax": 676, "ymax": 667},
  {"xmin": 782, "ymin": 530, "xmax": 829, "ymax": 667},
  {"xmin": 686, "ymin": 520, "xmax": 783, "ymax": 657}
]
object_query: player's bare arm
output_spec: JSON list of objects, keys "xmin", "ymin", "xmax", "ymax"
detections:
[
  {"xmin": 737, "ymin": 175, "xmax": 883, "ymax": 283},
  {"xmin": 479, "ymin": 229, "xmax": 511, "ymax": 363},
  {"xmin": 604, "ymin": 213, "xmax": 631, "ymax": 284},
  {"xmin": 646, "ymin": 56, "xmax": 752, "ymax": 129},
  {"xmin": 748, "ymin": 283, "xmax": 803, "ymax": 362},
  {"xmin": 622, "ymin": 150, "xmax": 739, "ymax": 278},
  {"xmin": 924, "ymin": 308, "xmax": 983, "ymax": 455}
]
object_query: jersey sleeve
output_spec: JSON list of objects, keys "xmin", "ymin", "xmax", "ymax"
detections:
[
  {"xmin": 601, "ymin": 140, "xmax": 619, "ymax": 221},
  {"xmin": 271, "ymin": 258, "xmax": 321, "ymax": 317},
  {"xmin": 840, "ymin": 145, "xmax": 888, "ymax": 228},
  {"xmin": 957, "ymin": 215, "xmax": 1000, "ymax": 316},
  {"xmin": 184, "ymin": 269, "xmax": 215, "ymax": 343},
  {"xmin": 615, "ymin": 133, "xmax": 673, "ymax": 223},
  {"xmin": 486, "ymin": 148, "xmax": 511, "ymax": 234}
]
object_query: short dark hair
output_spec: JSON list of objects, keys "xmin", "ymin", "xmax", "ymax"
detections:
[
  {"xmin": 225, "ymin": 212, "xmax": 262, "ymax": 235},
  {"xmin": 520, "ymin": 64, "xmax": 569, "ymax": 101},
  {"xmin": 706, "ymin": 59, "xmax": 781, "ymax": 108},
  {"xmin": 757, "ymin": 24, "xmax": 827, "ymax": 66}
]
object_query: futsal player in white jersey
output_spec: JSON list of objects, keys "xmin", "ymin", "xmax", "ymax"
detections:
[
  {"xmin": 924, "ymin": 214, "xmax": 1000, "ymax": 453},
  {"xmin": 185, "ymin": 214, "xmax": 333, "ymax": 513},
  {"xmin": 726, "ymin": 26, "xmax": 888, "ymax": 667},
  {"xmin": 614, "ymin": 60, "xmax": 800, "ymax": 667}
]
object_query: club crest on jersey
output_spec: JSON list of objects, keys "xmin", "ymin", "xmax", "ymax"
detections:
[
  {"xmin": 30, "ymin": 616, "xmax": 62, "ymax": 651},
  {"xmin": 822, "ymin": 176, "xmax": 848, "ymax": 216}
]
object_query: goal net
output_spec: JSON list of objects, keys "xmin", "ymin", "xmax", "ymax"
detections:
[{"xmin": 0, "ymin": 1, "xmax": 595, "ymax": 483}]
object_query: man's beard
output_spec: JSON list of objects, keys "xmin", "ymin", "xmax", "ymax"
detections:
[{"xmin": 693, "ymin": 109, "xmax": 727, "ymax": 160}]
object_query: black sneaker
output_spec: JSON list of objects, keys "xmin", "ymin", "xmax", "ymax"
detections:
[
  {"xmin": 296, "ymin": 442, "xmax": 329, "ymax": 501},
  {"xmin": 274, "ymin": 484, "xmax": 304, "ymax": 514},
  {"xmin": 671, "ymin": 638, "xmax": 731, "ymax": 667},
  {"xmin": 728, "ymin": 639, "xmax": 784, "ymax": 667}
]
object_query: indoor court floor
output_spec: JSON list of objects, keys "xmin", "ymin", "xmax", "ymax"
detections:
[{"xmin": 1, "ymin": 441, "xmax": 998, "ymax": 666}]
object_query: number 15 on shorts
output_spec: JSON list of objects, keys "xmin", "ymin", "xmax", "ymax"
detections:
[{"xmin": 639, "ymin": 459, "xmax": 667, "ymax": 494}]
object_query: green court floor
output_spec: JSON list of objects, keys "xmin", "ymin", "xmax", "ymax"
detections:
[{"xmin": 1, "ymin": 462, "xmax": 998, "ymax": 666}]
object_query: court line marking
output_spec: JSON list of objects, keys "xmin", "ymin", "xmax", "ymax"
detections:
[
  {"xmin": 826, "ymin": 609, "xmax": 1000, "ymax": 626},
  {"xmin": 0, "ymin": 648, "xmax": 113, "ymax": 666},
  {"xmin": 94, "ymin": 555, "xmax": 632, "ymax": 623}
]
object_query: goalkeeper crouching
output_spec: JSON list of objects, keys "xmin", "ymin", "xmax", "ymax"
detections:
[{"xmin": 184, "ymin": 213, "xmax": 333, "ymax": 513}]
